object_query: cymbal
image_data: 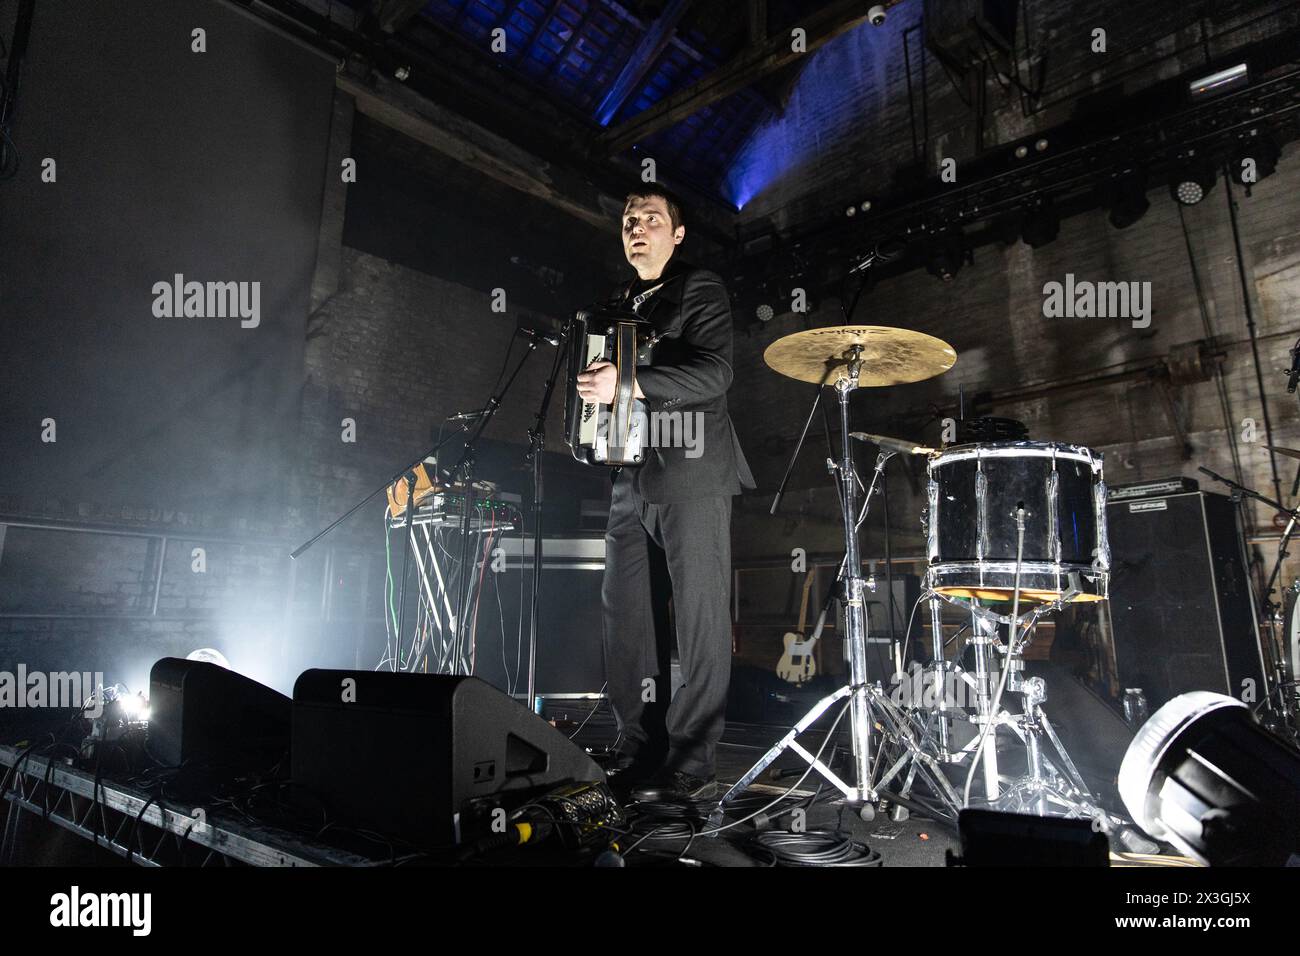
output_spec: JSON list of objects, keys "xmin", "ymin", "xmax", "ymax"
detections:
[
  {"xmin": 763, "ymin": 326, "xmax": 957, "ymax": 386},
  {"xmin": 1266, "ymin": 444, "xmax": 1300, "ymax": 462}
]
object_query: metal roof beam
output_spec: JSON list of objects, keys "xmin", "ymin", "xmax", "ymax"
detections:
[
  {"xmin": 594, "ymin": 0, "xmax": 692, "ymax": 126},
  {"xmin": 598, "ymin": 0, "xmax": 897, "ymax": 156}
]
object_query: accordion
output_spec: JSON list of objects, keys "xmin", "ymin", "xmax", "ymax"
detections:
[{"xmin": 564, "ymin": 308, "xmax": 654, "ymax": 466}]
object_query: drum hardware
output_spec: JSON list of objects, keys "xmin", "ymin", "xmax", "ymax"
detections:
[
  {"xmin": 865, "ymin": 578, "xmax": 1130, "ymax": 829},
  {"xmin": 849, "ymin": 432, "xmax": 937, "ymax": 456},
  {"xmin": 712, "ymin": 327, "xmax": 957, "ymax": 826},
  {"xmin": 872, "ymin": 471, "xmax": 1131, "ymax": 830}
]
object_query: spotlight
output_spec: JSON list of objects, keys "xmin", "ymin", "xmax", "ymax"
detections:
[
  {"xmin": 118, "ymin": 691, "xmax": 149, "ymax": 721},
  {"xmin": 1231, "ymin": 129, "xmax": 1281, "ymax": 189},
  {"xmin": 1119, "ymin": 692, "xmax": 1300, "ymax": 866},
  {"xmin": 1020, "ymin": 202, "xmax": 1060, "ymax": 248},
  {"xmin": 845, "ymin": 205, "xmax": 857, "ymax": 217},
  {"xmin": 925, "ymin": 232, "xmax": 965, "ymax": 282},
  {"xmin": 1169, "ymin": 155, "xmax": 1217, "ymax": 206},
  {"xmin": 755, "ymin": 303, "xmax": 774, "ymax": 322},
  {"xmin": 1099, "ymin": 167, "xmax": 1150, "ymax": 229},
  {"xmin": 187, "ymin": 647, "xmax": 230, "ymax": 669}
]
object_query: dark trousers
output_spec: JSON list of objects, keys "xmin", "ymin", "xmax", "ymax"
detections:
[{"xmin": 601, "ymin": 472, "xmax": 732, "ymax": 778}]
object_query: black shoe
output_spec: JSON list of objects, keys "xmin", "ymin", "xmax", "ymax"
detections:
[
  {"xmin": 632, "ymin": 769, "xmax": 718, "ymax": 801},
  {"xmin": 605, "ymin": 755, "xmax": 662, "ymax": 797}
]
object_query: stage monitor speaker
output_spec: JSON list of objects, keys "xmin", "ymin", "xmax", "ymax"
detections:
[
  {"xmin": 147, "ymin": 657, "xmax": 291, "ymax": 770},
  {"xmin": 291, "ymin": 670, "xmax": 605, "ymax": 847},
  {"xmin": 1105, "ymin": 491, "xmax": 1265, "ymax": 712}
]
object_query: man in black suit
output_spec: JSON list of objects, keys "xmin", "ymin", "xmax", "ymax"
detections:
[{"xmin": 576, "ymin": 185, "xmax": 755, "ymax": 795}]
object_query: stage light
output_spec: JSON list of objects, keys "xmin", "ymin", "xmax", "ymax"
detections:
[
  {"xmin": 1020, "ymin": 202, "xmax": 1059, "ymax": 248},
  {"xmin": 118, "ymin": 691, "xmax": 149, "ymax": 721},
  {"xmin": 1231, "ymin": 128, "xmax": 1280, "ymax": 189},
  {"xmin": 1189, "ymin": 62, "xmax": 1248, "ymax": 100},
  {"xmin": 755, "ymin": 303, "xmax": 775, "ymax": 322},
  {"xmin": 925, "ymin": 232, "xmax": 965, "ymax": 282},
  {"xmin": 1100, "ymin": 167, "xmax": 1150, "ymax": 229},
  {"xmin": 187, "ymin": 647, "xmax": 230, "ymax": 669},
  {"xmin": 1169, "ymin": 155, "xmax": 1217, "ymax": 206},
  {"xmin": 1119, "ymin": 691, "xmax": 1300, "ymax": 866},
  {"xmin": 845, "ymin": 205, "xmax": 857, "ymax": 217}
]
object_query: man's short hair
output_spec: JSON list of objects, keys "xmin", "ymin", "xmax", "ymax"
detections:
[{"xmin": 623, "ymin": 185, "xmax": 685, "ymax": 232}]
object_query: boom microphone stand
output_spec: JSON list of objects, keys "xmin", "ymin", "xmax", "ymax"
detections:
[{"xmin": 1199, "ymin": 465, "xmax": 1299, "ymax": 730}]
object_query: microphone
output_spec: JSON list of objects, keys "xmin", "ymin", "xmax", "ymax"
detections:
[
  {"xmin": 849, "ymin": 432, "xmax": 936, "ymax": 456},
  {"xmin": 517, "ymin": 327, "xmax": 562, "ymax": 347}
]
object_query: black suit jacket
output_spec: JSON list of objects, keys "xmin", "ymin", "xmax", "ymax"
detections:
[{"xmin": 611, "ymin": 258, "xmax": 756, "ymax": 503}]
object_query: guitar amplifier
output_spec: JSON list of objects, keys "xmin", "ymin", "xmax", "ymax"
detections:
[
  {"xmin": 1107, "ymin": 476, "xmax": 1200, "ymax": 502},
  {"xmin": 1105, "ymin": 490, "xmax": 1266, "ymax": 711}
]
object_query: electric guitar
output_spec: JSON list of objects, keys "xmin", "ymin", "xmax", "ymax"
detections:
[{"xmin": 776, "ymin": 571, "xmax": 818, "ymax": 686}]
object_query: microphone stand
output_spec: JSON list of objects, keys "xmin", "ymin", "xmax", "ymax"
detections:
[
  {"xmin": 1198, "ymin": 466, "xmax": 1300, "ymax": 616},
  {"xmin": 438, "ymin": 330, "xmax": 555, "ymax": 675},
  {"xmin": 770, "ymin": 376, "xmax": 833, "ymax": 517},
  {"xmin": 1197, "ymin": 465, "xmax": 1298, "ymax": 726},
  {"xmin": 289, "ymin": 329, "xmax": 550, "ymax": 675},
  {"xmin": 521, "ymin": 319, "xmax": 574, "ymax": 710}
]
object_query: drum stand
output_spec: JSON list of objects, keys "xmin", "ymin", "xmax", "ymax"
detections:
[
  {"xmin": 868, "ymin": 585, "xmax": 1131, "ymax": 833},
  {"xmin": 931, "ymin": 592, "xmax": 1123, "ymax": 826},
  {"xmin": 712, "ymin": 350, "xmax": 883, "ymax": 821}
]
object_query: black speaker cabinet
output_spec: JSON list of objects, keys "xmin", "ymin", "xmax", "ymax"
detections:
[
  {"xmin": 291, "ymin": 671, "xmax": 605, "ymax": 847},
  {"xmin": 470, "ymin": 536, "xmax": 607, "ymax": 698},
  {"xmin": 1105, "ymin": 490, "xmax": 1265, "ymax": 711},
  {"xmin": 147, "ymin": 657, "xmax": 291, "ymax": 769}
]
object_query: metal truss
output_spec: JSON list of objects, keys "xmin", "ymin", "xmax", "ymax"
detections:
[{"xmin": 0, "ymin": 746, "xmax": 369, "ymax": 867}]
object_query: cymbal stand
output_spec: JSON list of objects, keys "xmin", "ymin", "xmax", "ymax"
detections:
[{"xmin": 712, "ymin": 346, "xmax": 881, "ymax": 820}]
